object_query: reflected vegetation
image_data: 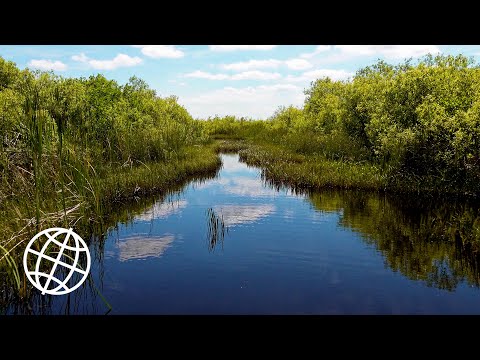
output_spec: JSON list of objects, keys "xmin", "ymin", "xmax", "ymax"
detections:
[
  {"xmin": 206, "ymin": 208, "xmax": 228, "ymax": 252},
  {"xmin": 1, "ymin": 269, "xmax": 105, "ymax": 315},
  {"xmin": 1, "ymin": 164, "xmax": 220, "ymax": 314},
  {"xmin": 306, "ymin": 190, "xmax": 480, "ymax": 291},
  {"xmin": 3, "ymin": 153, "xmax": 480, "ymax": 315}
]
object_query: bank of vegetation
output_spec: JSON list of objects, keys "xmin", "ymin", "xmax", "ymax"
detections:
[
  {"xmin": 0, "ymin": 57, "xmax": 220, "ymax": 298},
  {"xmin": 205, "ymin": 54, "xmax": 480, "ymax": 196}
]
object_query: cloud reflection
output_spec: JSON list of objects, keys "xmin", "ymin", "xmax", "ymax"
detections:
[
  {"xmin": 197, "ymin": 177, "xmax": 278, "ymax": 197},
  {"xmin": 117, "ymin": 234, "xmax": 175, "ymax": 261},
  {"xmin": 221, "ymin": 154, "xmax": 254, "ymax": 172},
  {"xmin": 134, "ymin": 200, "xmax": 187, "ymax": 222},
  {"xmin": 214, "ymin": 204, "xmax": 275, "ymax": 226},
  {"xmin": 195, "ymin": 154, "xmax": 278, "ymax": 197},
  {"xmin": 223, "ymin": 178, "xmax": 278, "ymax": 197}
]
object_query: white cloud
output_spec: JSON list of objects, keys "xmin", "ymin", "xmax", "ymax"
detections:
[
  {"xmin": 222, "ymin": 59, "xmax": 282, "ymax": 71},
  {"xmin": 302, "ymin": 69, "xmax": 354, "ymax": 81},
  {"xmin": 334, "ymin": 45, "xmax": 440, "ymax": 60},
  {"xmin": 184, "ymin": 70, "xmax": 229, "ymax": 80},
  {"xmin": 180, "ymin": 83, "xmax": 304, "ymax": 119},
  {"xmin": 71, "ymin": 53, "xmax": 88, "ymax": 62},
  {"xmin": 132, "ymin": 45, "xmax": 184, "ymax": 58},
  {"xmin": 222, "ymin": 58, "xmax": 312, "ymax": 71},
  {"xmin": 232, "ymin": 71, "xmax": 281, "ymax": 80},
  {"xmin": 184, "ymin": 70, "xmax": 281, "ymax": 81},
  {"xmin": 300, "ymin": 45, "xmax": 332, "ymax": 59},
  {"xmin": 28, "ymin": 59, "xmax": 67, "ymax": 71},
  {"xmin": 285, "ymin": 68, "xmax": 354, "ymax": 82},
  {"xmin": 285, "ymin": 58, "xmax": 313, "ymax": 70},
  {"xmin": 72, "ymin": 52, "xmax": 142, "ymax": 70},
  {"xmin": 209, "ymin": 45, "xmax": 277, "ymax": 52},
  {"xmin": 87, "ymin": 54, "xmax": 142, "ymax": 70}
]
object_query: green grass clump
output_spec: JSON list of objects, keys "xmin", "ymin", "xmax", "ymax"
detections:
[
  {"xmin": 0, "ymin": 143, "xmax": 221, "ymax": 304},
  {"xmin": 239, "ymin": 143, "xmax": 387, "ymax": 192},
  {"xmin": 99, "ymin": 145, "xmax": 221, "ymax": 205},
  {"xmin": 213, "ymin": 139, "xmax": 248, "ymax": 153}
]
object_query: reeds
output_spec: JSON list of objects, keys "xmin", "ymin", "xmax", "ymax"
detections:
[
  {"xmin": 0, "ymin": 62, "xmax": 216, "ymax": 300},
  {"xmin": 213, "ymin": 139, "xmax": 248, "ymax": 153},
  {"xmin": 205, "ymin": 207, "xmax": 228, "ymax": 252},
  {"xmin": 238, "ymin": 143, "xmax": 387, "ymax": 192},
  {"xmin": 0, "ymin": 143, "xmax": 222, "ymax": 306}
]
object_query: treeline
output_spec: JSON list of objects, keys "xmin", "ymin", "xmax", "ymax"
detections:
[
  {"xmin": 0, "ymin": 57, "xmax": 205, "ymax": 166},
  {"xmin": 203, "ymin": 115, "xmax": 263, "ymax": 139},
  {"xmin": 205, "ymin": 54, "xmax": 480, "ymax": 194}
]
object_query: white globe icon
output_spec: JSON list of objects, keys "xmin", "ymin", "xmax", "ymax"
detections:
[{"xmin": 23, "ymin": 227, "xmax": 91, "ymax": 296}]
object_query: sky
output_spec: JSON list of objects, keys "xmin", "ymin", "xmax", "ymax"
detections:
[{"xmin": 1, "ymin": 45, "xmax": 479, "ymax": 119}]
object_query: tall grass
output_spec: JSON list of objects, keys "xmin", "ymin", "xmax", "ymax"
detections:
[
  {"xmin": 238, "ymin": 143, "xmax": 387, "ymax": 192},
  {"xmin": 202, "ymin": 55, "xmax": 480, "ymax": 195},
  {"xmin": 0, "ymin": 59, "xmax": 216, "ymax": 300},
  {"xmin": 23, "ymin": 80, "xmax": 47, "ymax": 228},
  {"xmin": 0, "ymin": 143, "xmax": 222, "ymax": 307},
  {"xmin": 212, "ymin": 139, "xmax": 248, "ymax": 153}
]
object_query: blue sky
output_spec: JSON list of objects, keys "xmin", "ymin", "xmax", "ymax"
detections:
[{"xmin": 1, "ymin": 45, "xmax": 479, "ymax": 119}]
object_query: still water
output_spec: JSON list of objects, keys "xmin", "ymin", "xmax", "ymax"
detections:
[{"xmin": 10, "ymin": 154, "xmax": 480, "ymax": 314}]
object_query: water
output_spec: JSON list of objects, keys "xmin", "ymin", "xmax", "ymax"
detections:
[{"xmin": 6, "ymin": 154, "xmax": 480, "ymax": 314}]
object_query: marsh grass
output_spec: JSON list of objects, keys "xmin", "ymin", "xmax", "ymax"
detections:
[
  {"xmin": 98, "ymin": 146, "xmax": 220, "ymax": 204},
  {"xmin": 0, "ymin": 59, "xmax": 222, "ymax": 304},
  {"xmin": 238, "ymin": 143, "xmax": 387, "ymax": 192},
  {"xmin": 233, "ymin": 140, "xmax": 479, "ymax": 196},
  {"xmin": 0, "ymin": 144, "xmax": 221, "ymax": 304},
  {"xmin": 213, "ymin": 139, "xmax": 248, "ymax": 153}
]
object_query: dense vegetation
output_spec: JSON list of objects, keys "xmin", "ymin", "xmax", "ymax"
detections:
[
  {"xmin": 205, "ymin": 54, "xmax": 480, "ymax": 194},
  {"xmin": 0, "ymin": 57, "xmax": 217, "ymax": 296}
]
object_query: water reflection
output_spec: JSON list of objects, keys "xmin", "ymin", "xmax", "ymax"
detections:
[
  {"xmin": 197, "ymin": 177, "xmax": 279, "ymax": 198},
  {"xmin": 196, "ymin": 154, "xmax": 279, "ymax": 198},
  {"xmin": 307, "ymin": 191, "xmax": 480, "ymax": 291},
  {"xmin": 222, "ymin": 154, "xmax": 252, "ymax": 172},
  {"xmin": 205, "ymin": 208, "xmax": 228, "ymax": 252},
  {"xmin": 134, "ymin": 200, "xmax": 187, "ymax": 222},
  {"xmin": 1, "ymin": 161, "xmax": 221, "ymax": 315},
  {"xmin": 4, "ymin": 153, "xmax": 480, "ymax": 315},
  {"xmin": 116, "ymin": 234, "xmax": 175, "ymax": 261},
  {"xmin": 213, "ymin": 204, "xmax": 275, "ymax": 227}
]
